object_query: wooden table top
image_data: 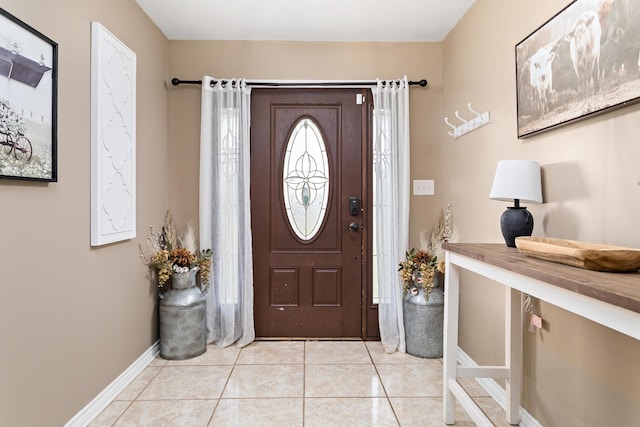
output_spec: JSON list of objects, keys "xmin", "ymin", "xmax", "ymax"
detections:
[{"xmin": 443, "ymin": 243, "xmax": 640, "ymax": 315}]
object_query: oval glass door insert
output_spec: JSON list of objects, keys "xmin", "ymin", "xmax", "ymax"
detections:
[{"xmin": 283, "ymin": 118, "xmax": 329, "ymax": 241}]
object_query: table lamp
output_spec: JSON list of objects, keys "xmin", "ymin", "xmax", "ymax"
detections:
[{"xmin": 489, "ymin": 160, "xmax": 543, "ymax": 247}]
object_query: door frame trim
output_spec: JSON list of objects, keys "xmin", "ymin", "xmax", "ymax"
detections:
[{"xmin": 361, "ymin": 90, "xmax": 378, "ymax": 340}]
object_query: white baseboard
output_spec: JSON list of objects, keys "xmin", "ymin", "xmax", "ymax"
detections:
[
  {"xmin": 456, "ymin": 347, "xmax": 543, "ymax": 427},
  {"xmin": 65, "ymin": 341, "xmax": 159, "ymax": 427}
]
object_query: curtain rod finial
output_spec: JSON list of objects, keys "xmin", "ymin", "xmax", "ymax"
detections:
[{"xmin": 171, "ymin": 78, "xmax": 180, "ymax": 86}]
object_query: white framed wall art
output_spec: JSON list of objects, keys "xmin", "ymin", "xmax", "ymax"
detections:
[{"xmin": 90, "ymin": 22, "xmax": 136, "ymax": 246}]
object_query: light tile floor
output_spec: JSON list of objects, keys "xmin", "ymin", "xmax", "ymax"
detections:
[{"xmin": 90, "ymin": 340, "xmax": 512, "ymax": 426}]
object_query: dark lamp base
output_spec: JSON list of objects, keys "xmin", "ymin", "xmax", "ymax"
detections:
[{"xmin": 500, "ymin": 207, "xmax": 534, "ymax": 247}]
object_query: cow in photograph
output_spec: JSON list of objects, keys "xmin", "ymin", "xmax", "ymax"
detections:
[
  {"xmin": 548, "ymin": 36, "xmax": 579, "ymax": 104},
  {"xmin": 598, "ymin": 0, "xmax": 640, "ymax": 79},
  {"xmin": 621, "ymin": 0, "xmax": 640, "ymax": 77},
  {"xmin": 517, "ymin": 57, "xmax": 537, "ymax": 118},
  {"xmin": 529, "ymin": 46, "xmax": 556, "ymax": 116},
  {"xmin": 598, "ymin": 0, "xmax": 623, "ymax": 78},
  {"xmin": 566, "ymin": 10, "xmax": 602, "ymax": 100}
]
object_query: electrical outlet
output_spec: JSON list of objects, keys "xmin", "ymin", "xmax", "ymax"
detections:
[{"xmin": 413, "ymin": 179, "xmax": 435, "ymax": 196}]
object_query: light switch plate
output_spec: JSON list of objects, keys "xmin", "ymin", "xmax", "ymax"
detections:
[{"xmin": 413, "ymin": 179, "xmax": 434, "ymax": 195}]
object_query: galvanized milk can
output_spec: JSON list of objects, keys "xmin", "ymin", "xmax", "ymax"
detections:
[
  {"xmin": 159, "ymin": 268, "xmax": 206, "ymax": 360},
  {"xmin": 403, "ymin": 271, "xmax": 445, "ymax": 358}
]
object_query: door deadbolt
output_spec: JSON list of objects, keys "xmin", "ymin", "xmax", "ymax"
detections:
[{"xmin": 349, "ymin": 197, "xmax": 361, "ymax": 216}]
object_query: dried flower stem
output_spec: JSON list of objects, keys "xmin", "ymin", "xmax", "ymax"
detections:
[
  {"xmin": 181, "ymin": 223, "xmax": 198, "ymax": 254},
  {"xmin": 163, "ymin": 210, "xmax": 177, "ymax": 250}
]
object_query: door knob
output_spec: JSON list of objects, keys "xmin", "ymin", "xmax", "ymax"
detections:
[{"xmin": 348, "ymin": 222, "xmax": 359, "ymax": 232}]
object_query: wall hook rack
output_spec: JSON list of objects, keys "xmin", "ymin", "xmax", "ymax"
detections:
[{"xmin": 444, "ymin": 103, "xmax": 490, "ymax": 138}]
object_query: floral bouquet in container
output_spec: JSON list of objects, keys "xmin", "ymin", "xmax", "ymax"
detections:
[
  {"xmin": 139, "ymin": 211, "xmax": 212, "ymax": 288},
  {"xmin": 399, "ymin": 248, "xmax": 441, "ymax": 298}
]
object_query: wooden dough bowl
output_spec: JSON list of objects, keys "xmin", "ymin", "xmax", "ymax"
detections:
[{"xmin": 515, "ymin": 237, "xmax": 640, "ymax": 272}]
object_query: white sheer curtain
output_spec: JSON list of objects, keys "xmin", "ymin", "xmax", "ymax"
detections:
[
  {"xmin": 199, "ymin": 76, "xmax": 255, "ymax": 348},
  {"xmin": 373, "ymin": 76, "xmax": 411, "ymax": 353}
]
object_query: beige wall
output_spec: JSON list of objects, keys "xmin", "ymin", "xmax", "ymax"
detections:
[
  {"xmin": 0, "ymin": 0, "xmax": 169, "ymax": 425},
  {"xmin": 3, "ymin": 0, "xmax": 638, "ymax": 425},
  {"xmin": 167, "ymin": 41, "xmax": 444, "ymax": 244},
  {"xmin": 443, "ymin": 0, "xmax": 640, "ymax": 425}
]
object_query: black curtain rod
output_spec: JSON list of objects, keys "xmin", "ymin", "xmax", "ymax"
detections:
[{"xmin": 171, "ymin": 77, "xmax": 427, "ymax": 88}]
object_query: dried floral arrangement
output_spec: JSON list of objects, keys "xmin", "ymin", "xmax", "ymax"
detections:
[
  {"xmin": 139, "ymin": 211, "xmax": 212, "ymax": 288},
  {"xmin": 401, "ymin": 203, "xmax": 457, "ymax": 298},
  {"xmin": 421, "ymin": 202, "xmax": 458, "ymax": 273},
  {"xmin": 399, "ymin": 248, "xmax": 441, "ymax": 298}
]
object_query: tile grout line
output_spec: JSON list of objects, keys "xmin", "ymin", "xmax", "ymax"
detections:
[
  {"xmin": 207, "ymin": 345, "xmax": 243, "ymax": 425},
  {"xmin": 365, "ymin": 342, "xmax": 402, "ymax": 427},
  {"xmin": 302, "ymin": 340, "xmax": 306, "ymax": 427},
  {"xmin": 110, "ymin": 361, "xmax": 167, "ymax": 426}
]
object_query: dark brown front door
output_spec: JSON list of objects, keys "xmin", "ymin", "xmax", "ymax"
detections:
[{"xmin": 251, "ymin": 89, "xmax": 367, "ymax": 338}]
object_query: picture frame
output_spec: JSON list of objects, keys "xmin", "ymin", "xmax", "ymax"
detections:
[
  {"xmin": 516, "ymin": 0, "xmax": 640, "ymax": 138},
  {"xmin": 0, "ymin": 7, "xmax": 57, "ymax": 181}
]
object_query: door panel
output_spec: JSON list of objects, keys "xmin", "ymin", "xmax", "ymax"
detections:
[{"xmin": 251, "ymin": 89, "xmax": 366, "ymax": 338}]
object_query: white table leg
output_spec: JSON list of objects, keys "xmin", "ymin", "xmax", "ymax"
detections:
[
  {"xmin": 505, "ymin": 287, "xmax": 522, "ymax": 424},
  {"xmin": 443, "ymin": 252, "xmax": 460, "ymax": 424}
]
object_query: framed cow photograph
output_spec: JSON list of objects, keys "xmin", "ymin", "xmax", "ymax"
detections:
[{"xmin": 516, "ymin": 0, "xmax": 640, "ymax": 138}]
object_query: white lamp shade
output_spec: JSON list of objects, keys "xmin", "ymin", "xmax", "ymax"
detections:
[{"xmin": 489, "ymin": 160, "xmax": 542, "ymax": 203}]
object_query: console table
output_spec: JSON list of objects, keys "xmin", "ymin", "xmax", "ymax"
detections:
[{"xmin": 442, "ymin": 243, "xmax": 640, "ymax": 426}]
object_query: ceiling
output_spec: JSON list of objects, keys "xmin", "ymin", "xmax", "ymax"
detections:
[{"xmin": 134, "ymin": 0, "xmax": 475, "ymax": 42}]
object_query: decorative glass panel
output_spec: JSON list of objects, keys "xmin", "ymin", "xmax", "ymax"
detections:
[
  {"xmin": 283, "ymin": 118, "xmax": 329, "ymax": 241},
  {"xmin": 372, "ymin": 108, "xmax": 391, "ymax": 304}
]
